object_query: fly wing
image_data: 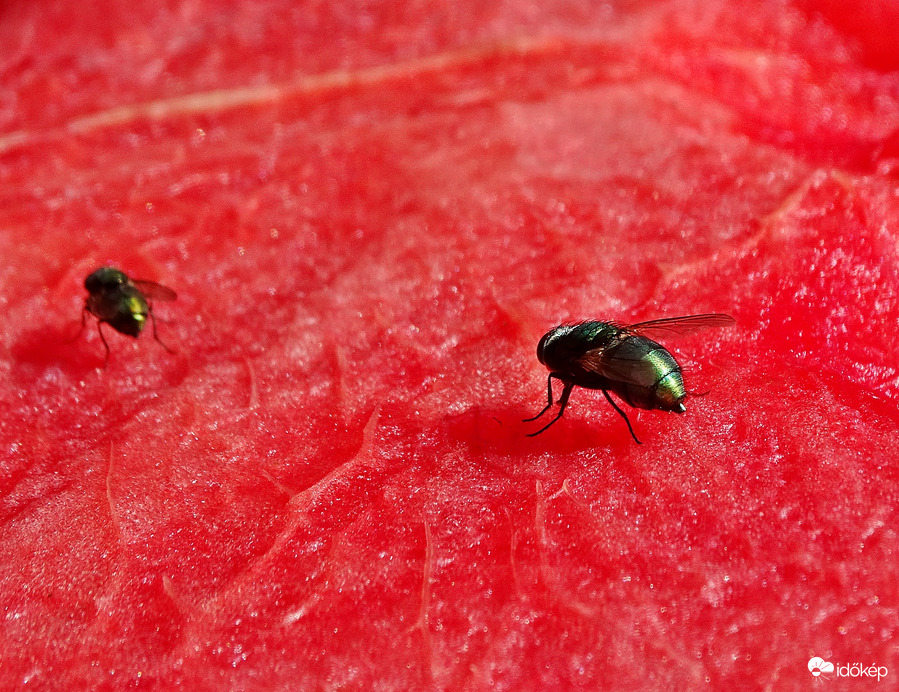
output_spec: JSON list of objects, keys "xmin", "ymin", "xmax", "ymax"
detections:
[
  {"xmin": 578, "ymin": 343, "xmax": 646, "ymax": 386},
  {"xmin": 627, "ymin": 313, "xmax": 735, "ymax": 336},
  {"xmin": 132, "ymin": 279, "xmax": 177, "ymax": 302}
]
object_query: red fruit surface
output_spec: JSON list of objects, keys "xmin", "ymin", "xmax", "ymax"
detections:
[{"xmin": 2, "ymin": 1, "xmax": 898, "ymax": 690}]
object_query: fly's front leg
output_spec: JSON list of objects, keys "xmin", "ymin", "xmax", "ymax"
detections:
[
  {"xmin": 523, "ymin": 373, "xmax": 559, "ymax": 423},
  {"xmin": 526, "ymin": 379, "xmax": 574, "ymax": 436},
  {"xmin": 66, "ymin": 307, "xmax": 90, "ymax": 345},
  {"xmin": 97, "ymin": 322, "xmax": 111, "ymax": 368}
]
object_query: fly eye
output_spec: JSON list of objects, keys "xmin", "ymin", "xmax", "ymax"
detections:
[{"xmin": 536, "ymin": 333, "xmax": 550, "ymax": 363}]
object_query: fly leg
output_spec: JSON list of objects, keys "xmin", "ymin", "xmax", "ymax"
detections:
[
  {"xmin": 148, "ymin": 308, "xmax": 175, "ymax": 354},
  {"xmin": 602, "ymin": 390, "xmax": 641, "ymax": 444},
  {"xmin": 523, "ymin": 373, "xmax": 558, "ymax": 422},
  {"xmin": 66, "ymin": 307, "xmax": 91, "ymax": 344},
  {"xmin": 96, "ymin": 322, "xmax": 111, "ymax": 368},
  {"xmin": 526, "ymin": 378, "xmax": 574, "ymax": 436}
]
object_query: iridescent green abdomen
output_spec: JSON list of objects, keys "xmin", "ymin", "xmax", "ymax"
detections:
[{"xmin": 603, "ymin": 335, "xmax": 686, "ymax": 412}]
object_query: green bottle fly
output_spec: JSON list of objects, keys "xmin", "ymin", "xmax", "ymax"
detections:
[
  {"xmin": 82, "ymin": 267, "xmax": 176, "ymax": 365},
  {"xmin": 525, "ymin": 314, "xmax": 735, "ymax": 443}
]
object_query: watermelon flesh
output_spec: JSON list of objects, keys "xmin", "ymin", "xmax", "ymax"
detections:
[{"xmin": 1, "ymin": 1, "xmax": 898, "ymax": 688}]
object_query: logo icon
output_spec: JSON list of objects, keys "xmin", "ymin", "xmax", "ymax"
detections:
[{"xmin": 809, "ymin": 657, "xmax": 835, "ymax": 678}]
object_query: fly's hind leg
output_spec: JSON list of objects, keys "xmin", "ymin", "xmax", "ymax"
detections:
[
  {"xmin": 526, "ymin": 379, "xmax": 574, "ymax": 436},
  {"xmin": 602, "ymin": 390, "xmax": 641, "ymax": 444},
  {"xmin": 148, "ymin": 308, "xmax": 175, "ymax": 354}
]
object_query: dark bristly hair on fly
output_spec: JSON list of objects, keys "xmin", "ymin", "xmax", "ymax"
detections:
[
  {"xmin": 81, "ymin": 266, "xmax": 177, "ymax": 366},
  {"xmin": 524, "ymin": 313, "xmax": 736, "ymax": 443}
]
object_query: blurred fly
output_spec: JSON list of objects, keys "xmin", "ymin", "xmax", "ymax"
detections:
[
  {"xmin": 82, "ymin": 266, "xmax": 176, "ymax": 366},
  {"xmin": 524, "ymin": 313, "xmax": 736, "ymax": 443}
]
